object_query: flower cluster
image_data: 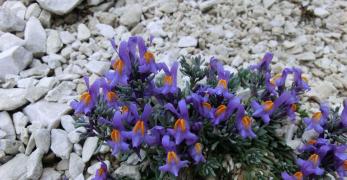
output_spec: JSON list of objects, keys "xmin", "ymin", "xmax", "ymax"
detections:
[{"xmin": 71, "ymin": 36, "xmax": 347, "ymax": 179}]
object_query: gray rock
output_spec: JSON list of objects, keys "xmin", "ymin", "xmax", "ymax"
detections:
[
  {"xmin": 95, "ymin": 24, "xmax": 115, "ymax": 38},
  {"xmin": 50, "ymin": 129, "xmax": 72, "ymax": 159},
  {"xmin": 0, "ymin": 88, "xmax": 28, "ymax": 111},
  {"xmin": 199, "ymin": 0, "xmax": 219, "ymax": 13},
  {"xmin": 45, "ymin": 81, "xmax": 76, "ymax": 102},
  {"xmin": 0, "ymin": 33, "xmax": 25, "ymax": 51},
  {"xmin": 263, "ymin": 0, "xmax": 275, "ymax": 9},
  {"xmin": 2, "ymin": 1, "xmax": 26, "ymax": 20},
  {"xmin": 314, "ymin": 7, "xmax": 329, "ymax": 18},
  {"xmin": 0, "ymin": 130, "xmax": 7, "ymax": 139},
  {"xmin": 87, "ymin": 0, "xmax": 104, "ymax": 6},
  {"xmin": 68, "ymin": 127, "xmax": 86, "ymax": 144},
  {"xmin": 119, "ymin": 4, "xmax": 142, "ymax": 28},
  {"xmin": 0, "ymin": 139, "xmax": 21, "ymax": 154},
  {"xmin": 20, "ymin": 64, "xmax": 50, "ymax": 78},
  {"xmin": 25, "ymin": 86, "xmax": 49, "ymax": 103},
  {"xmin": 82, "ymin": 137, "xmax": 98, "ymax": 162},
  {"xmin": 24, "ymin": 17, "xmax": 47, "ymax": 54},
  {"xmin": 0, "ymin": 46, "xmax": 33, "ymax": 81},
  {"xmin": 56, "ymin": 159, "xmax": 69, "ymax": 171},
  {"xmin": 159, "ymin": 0, "xmax": 178, "ymax": 14},
  {"xmin": 74, "ymin": 173, "xmax": 85, "ymax": 180},
  {"xmin": 59, "ymin": 31, "xmax": 75, "ymax": 44},
  {"xmin": 69, "ymin": 153, "xmax": 85, "ymax": 178},
  {"xmin": 74, "ymin": 144, "xmax": 83, "ymax": 156},
  {"xmin": 0, "ymin": 154, "xmax": 28, "ymax": 179},
  {"xmin": 77, "ymin": 23, "xmax": 91, "ymax": 41},
  {"xmin": 27, "ymin": 149, "xmax": 44, "ymax": 179},
  {"xmin": 23, "ymin": 100, "xmax": 71, "ymax": 129},
  {"xmin": 40, "ymin": 168, "xmax": 62, "ymax": 180},
  {"xmin": 296, "ymin": 52, "xmax": 316, "ymax": 61},
  {"xmin": 25, "ymin": 3, "xmax": 42, "ymax": 19},
  {"xmin": 34, "ymin": 129, "xmax": 51, "ymax": 153},
  {"xmin": 38, "ymin": 10, "xmax": 52, "ymax": 27},
  {"xmin": 13, "ymin": 112, "xmax": 29, "ymax": 135},
  {"xmin": 61, "ymin": 115, "xmax": 75, "ymax": 132},
  {"xmin": 46, "ymin": 30, "xmax": 63, "ymax": 54},
  {"xmin": 126, "ymin": 150, "xmax": 146, "ymax": 165},
  {"xmin": 0, "ymin": 111, "xmax": 16, "ymax": 140},
  {"xmin": 0, "ymin": 7, "xmax": 26, "ymax": 32},
  {"xmin": 85, "ymin": 60, "xmax": 110, "ymax": 75},
  {"xmin": 36, "ymin": 0, "xmax": 83, "ymax": 15},
  {"xmin": 113, "ymin": 164, "xmax": 140, "ymax": 180},
  {"xmin": 178, "ymin": 36, "xmax": 198, "ymax": 48},
  {"xmin": 25, "ymin": 135, "xmax": 36, "ymax": 155}
]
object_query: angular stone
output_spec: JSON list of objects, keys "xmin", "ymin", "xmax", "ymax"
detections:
[
  {"xmin": 0, "ymin": 33, "xmax": 25, "ymax": 51},
  {"xmin": 60, "ymin": 31, "xmax": 75, "ymax": 44},
  {"xmin": 40, "ymin": 168, "xmax": 62, "ymax": 180},
  {"xmin": 69, "ymin": 153, "xmax": 85, "ymax": 178},
  {"xmin": 85, "ymin": 60, "xmax": 110, "ymax": 75},
  {"xmin": 96, "ymin": 24, "xmax": 115, "ymax": 38},
  {"xmin": 34, "ymin": 129, "xmax": 51, "ymax": 153},
  {"xmin": 46, "ymin": 30, "xmax": 63, "ymax": 54},
  {"xmin": 23, "ymin": 100, "xmax": 71, "ymax": 129},
  {"xmin": 0, "ymin": 88, "xmax": 28, "ymax": 111},
  {"xmin": 0, "ymin": 139, "xmax": 21, "ymax": 154},
  {"xmin": 314, "ymin": 7, "xmax": 329, "ymax": 18},
  {"xmin": 113, "ymin": 164, "xmax": 140, "ymax": 180},
  {"xmin": 61, "ymin": 115, "xmax": 75, "ymax": 132},
  {"xmin": 0, "ymin": 111, "xmax": 16, "ymax": 140},
  {"xmin": 0, "ymin": 7, "xmax": 26, "ymax": 32},
  {"xmin": 36, "ymin": 0, "xmax": 83, "ymax": 15},
  {"xmin": 178, "ymin": 36, "xmax": 198, "ymax": 48},
  {"xmin": 77, "ymin": 23, "xmax": 91, "ymax": 41},
  {"xmin": 0, "ymin": 46, "xmax": 33, "ymax": 81},
  {"xmin": 0, "ymin": 154, "xmax": 28, "ymax": 179},
  {"xmin": 25, "ymin": 3, "xmax": 42, "ymax": 19},
  {"xmin": 13, "ymin": 112, "xmax": 29, "ymax": 135},
  {"xmin": 50, "ymin": 129, "xmax": 72, "ymax": 159},
  {"xmin": 26, "ymin": 149, "xmax": 44, "ymax": 179},
  {"xmin": 24, "ymin": 17, "xmax": 47, "ymax": 54},
  {"xmin": 45, "ymin": 81, "xmax": 76, "ymax": 102},
  {"xmin": 82, "ymin": 137, "xmax": 98, "ymax": 162},
  {"xmin": 296, "ymin": 52, "xmax": 316, "ymax": 61},
  {"xmin": 119, "ymin": 4, "xmax": 142, "ymax": 28}
]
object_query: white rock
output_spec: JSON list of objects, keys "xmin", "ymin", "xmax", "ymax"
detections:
[
  {"xmin": 286, "ymin": 139, "xmax": 303, "ymax": 150},
  {"xmin": 0, "ymin": 33, "xmax": 25, "ymax": 51},
  {"xmin": 60, "ymin": 31, "xmax": 75, "ymax": 44},
  {"xmin": 36, "ymin": 0, "xmax": 83, "ymax": 15},
  {"xmin": 20, "ymin": 63, "xmax": 50, "ymax": 78},
  {"xmin": 87, "ymin": 160, "xmax": 110, "ymax": 174},
  {"xmin": 27, "ymin": 149, "xmax": 44, "ymax": 179},
  {"xmin": 146, "ymin": 21, "xmax": 166, "ymax": 37},
  {"xmin": 314, "ymin": 7, "xmax": 329, "ymax": 18},
  {"xmin": 178, "ymin": 36, "xmax": 198, "ymax": 48},
  {"xmin": 296, "ymin": 52, "xmax": 316, "ymax": 61},
  {"xmin": 0, "ymin": 88, "xmax": 28, "ymax": 111},
  {"xmin": 126, "ymin": 150, "xmax": 146, "ymax": 165},
  {"xmin": 159, "ymin": 0, "xmax": 178, "ymax": 14},
  {"xmin": 25, "ymin": 86, "xmax": 49, "ymax": 103},
  {"xmin": 46, "ymin": 30, "xmax": 63, "ymax": 54},
  {"xmin": 0, "ymin": 7, "xmax": 26, "ymax": 32},
  {"xmin": 0, "ymin": 112, "xmax": 16, "ymax": 140},
  {"xmin": 87, "ymin": 0, "xmax": 105, "ymax": 6},
  {"xmin": 113, "ymin": 164, "xmax": 140, "ymax": 180},
  {"xmin": 24, "ymin": 17, "xmax": 47, "ymax": 54},
  {"xmin": 13, "ymin": 112, "xmax": 29, "ymax": 135},
  {"xmin": 69, "ymin": 153, "xmax": 85, "ymax": 178},
  {"xmin": 263, "ymin": 0, "xmax": 275, "ymax": 9},
  {"xmin": 61, "ymin": 115, "xmax": 75, "ymax": 132},
  {"xmin": 2, "ymin": 1, "xmax": 26, "ymax": 20},
  {"xmin": 96, "ymin": 24, "xmax": 116, "ymax": 38},
  {"xmin": 0, "ymin": 139, "xmax": 21, "ymax": 154},
  {"xmin": 0, "ymin": 46, "xmax": 33, "ymax": 81},
  {"xmin": 56, "ymin": 159, "xmax": 69, "ymax": 171},
  {"xmin": 74, "ymin": 173, "xmax": 85, "ymax": 180},
  {"xmin": 68, "ymin": 127, "xmax": 87, "ymax": 144},
  {"xmin": 40, "ymin": 168, "xmax": 62, "ymax": 180},
  {"xmin": 199, "ymin": 0, "xmax": 219, "ymax": 13},
  {"xmin": 0, "ymin": 130, "xmax": 7, "ymax": 139},
  {"xmin": 50, "ymin": 129, "xmax": 72, "ymax": 159},
  {"xmin": 0, "ymin": 154, "xmax": 28, "ymax": 179},
  {"xmin": 77, "ymin": 24, "xmax": 91, "ymax": 41},
  {"xmin": 23, "ymin": 100, "xmax": 71, "ymax": 129},
  {"xmin": 25, "ymin": 3, "xmax": 42, "ymax": 19},
  {"xmin": 34, "ymin": 129, "xmax": 51, "ymax": 153},
  {"xmin": 308, "ymin": 81, "xmax": 338, "ymax": 100},
  {"xmin": 45, "ymin": 81, "xmax": 76, "ymax": 102},
  {"xmin": 85, "ymin": 60, "xmax": 110, "ymax": 75},
  {"xmin": 119, "ymin": 4, "xmax": 142, "ymax": 28},
  {"xmin": 74, "ymin": 144, "xmax": 83, "ymax": 156},
  {"xmin": 37, "ymin": 77, "xmax": 57, "ymax": 89},
  {"xmin": 82, "ymin": 137, "xmax": 98, "ymax": 162}
]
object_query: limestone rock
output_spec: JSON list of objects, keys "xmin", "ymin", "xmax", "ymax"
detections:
[{"xmin": 36, "ymin": 0, "xmax": 83, "ymax": 15}]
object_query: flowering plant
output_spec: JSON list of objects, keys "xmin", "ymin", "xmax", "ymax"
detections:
[{"xmin": 71, "ymin": 36, "xmax": 347, "ymax": 179}]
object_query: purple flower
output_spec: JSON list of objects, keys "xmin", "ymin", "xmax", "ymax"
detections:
[
  {"xmin": 209, "ymin": 57, "xmax": 223, "ymax": 74},
  {"xmin": 165, "ymin": 100, "xmax": 198, "ymax": 145},
  {"xmin": 210, "ymin": 97, "xmax": 240, "ymax": 125},
  {"xmin": 105, "ymin": 41, "xmax": 131, "ymax": 86},
  {"xmin": 187, "ymin": 93, "xmax": 212, "ymax": 118},
  {"xmin": 159, "ymin": 151, "xmax": 189, "ymax": 176},
  {"xmin": 71, "ymin": 77, "xmax": 100, "ymax": 114},
  {"xmin": 298, "ymin": 138, "xmax": 330, "ymax": 153},
  {"xmin": 124, "ymin": 104, "xmax": 152, "ymax": 148},
  {"xmin": 214, "ymin": 69, "xmax": 231, "ymax": 95},
  {"xmin": 265, "ymin": 72, "xmax": 277, "ymax": 95},
  {"xmin": 303, "ymin": 103, "xmax": 329, "ymax": 134},
  {"xmin": 341, "ymin": 100, "xmax": 347, "ymax": 127},
  {"xmin": 189, "ymin": 143, "xmax": 206, "ymax": 164},
  {"xmin": 251, "ymin": 100, "xmax": 274, "ymax": 124},
  {"xmin": 145, "ymin": 126, "xmax": 165, "ymax": 146},
  {"xmin": 292, "ymin": 67, "xmax": 310, "ymax": 92},
  {"xmin": 137, "ymin": 36, "xmax": 157, "ymax": 73},
  {"xmin": 92, "ymin": 161, "xmax": 107, "ymax": 180},
  {"xmin": 107, "ymin": 128, "xmax": 129, "ymax": 156},
  {"xmin": 250, "ymin": 52, "xmax": 273, "ymax": 73},
  {"xmin": 281, "ymin": 171, "xmax": 304, "ymax": 180},
  {"xmin": 100, "ymin": 78, "xmax": 118, "ymax": 107},
  {"xmin": 236, "ymin": 106, "xmax": 256, "ymax": 139},
  {"xmin": 337, "ymin": 160, "xmax": 347, "ymax": 180},
  {"xmin": 297, "ymin": 153, "xmax": 324, "ymax": 176},
  {"xmin": 335, "ymin": 145, "xmax": 347, "ymax": 161},
  {"xmin": 156, "ymin": 62, "xmax": 178, "ymax": 94}
]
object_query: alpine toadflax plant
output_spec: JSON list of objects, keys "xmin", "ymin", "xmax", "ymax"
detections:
[{"xmin": 71, "ymin": 36, "xmax": 347, "ymax": 179}]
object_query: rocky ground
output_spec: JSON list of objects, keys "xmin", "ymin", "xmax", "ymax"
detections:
[{"xmin": 0, "ymin": 0, "xmax": 346, "ymax": 179}]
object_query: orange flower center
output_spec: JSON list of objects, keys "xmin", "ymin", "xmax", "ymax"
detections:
[
  {"xmin": 111, "ymin": 129, "xmax": 121, "ymax": 143},
  {"xmin": 291, "ymin": 104, "xmax": 298, "ymax": 112},
  {"xmin": 312, "ymin": 112, "xmax": 322, "ymax": 123},
  {"xmin": 307, "ymin": 139, "xmax": 317, "ymax": 145},
  {"xmin": 270, "ymin": 74, "xmax": 282, "ymax": 85},
  {"xmin": 113, "ymin": 59, "xmax": 124, "ymax": 74},
  {"xmin": 195, "ymin": 143, "xmax": 202, "ymax": 154},
  {"xmin": 215, "ymin": 105, "xmax": 227, "ymax": 117},
  {"xmin": 343, "ymin": 160, "xmax": 347, "ymax": 171},
  {"xmin": 202, "ymin": 102, "xmax": 212, "ymax": 110},
  {"xmin": 164, "ymin": 75, "xmax": 173, "ymax": 85},
  {"xmin": 106, "ymin": 91, "xmax": 117, "ymax": 102},
  {"xmin": 309, "ymin": 154, "xmax": 319, "ymax": 166},
  {"xmin": 120, "ymin": 106, "xmax": 128, "ymax": 113},
  {"xmin": 98, "ymin": 167, "xmax": 105, "ymax": 176},
  {"xmin": 263, "ymin": 100, "xmax": 274, "ymax": 112},
  {"xmin": 133, "ymin": 120, "xmax": 145, "ymax": 136},
  {"xmin": 144, "ymin": 51, "xmax": 154, "ymax": 63},
  {"xmin": 174, "ymin": 118, "xmax": 186, "ymax": 132},
  {"xmin": 167, "ymin": 151, "xmax": 179, "ymax": 164},
  {"xmin": 217, "ymin": 79, "xmax": 227, "ymax": 89},
  {"xmin": 242, "ymin": 116, "xmax": 252, "ymax": 129},
  {"xmin": 80, "ymin": 92, "xmax": 91, "ymax": 105},
  {"xmin": 293, "ymin": 171, "xmax": 303, "ymax": 180}
]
